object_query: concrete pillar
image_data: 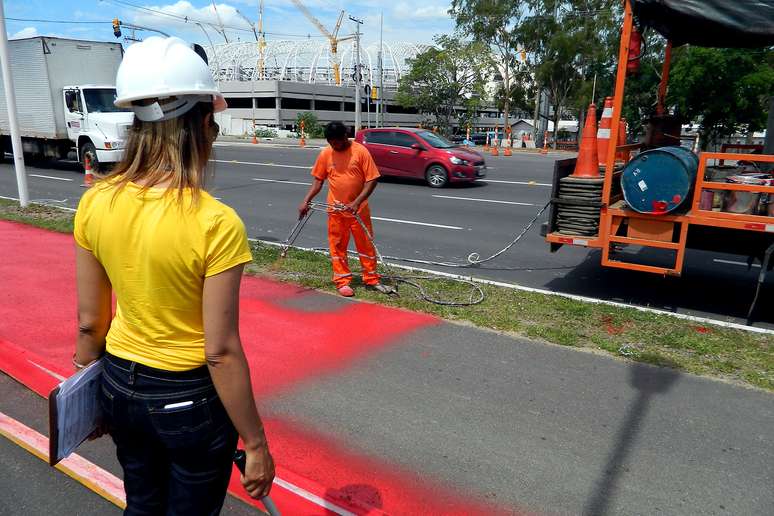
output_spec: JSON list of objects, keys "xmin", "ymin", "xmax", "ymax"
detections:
[{"xmin": 274, "ymin": 81, "xmax": 282, "ymax": 128}]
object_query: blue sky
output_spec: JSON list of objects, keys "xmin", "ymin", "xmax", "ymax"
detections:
[{"xmin": 5, "ymin": 0, "xmax": 456, "ymax": 46}]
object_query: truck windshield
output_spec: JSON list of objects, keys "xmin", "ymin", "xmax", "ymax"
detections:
[
  {"xmin": 83, "ymin": 88, "xmax": 128, "ymax": 113},
  {"xmin": 417, "ymin": 130, "xmax": 457, "ymax": 149}
]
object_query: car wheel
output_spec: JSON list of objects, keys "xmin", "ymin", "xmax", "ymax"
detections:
[
  {"xmin": 80, "ymin": 141, "xmax": 100, "ymax": 172},
  {"xmin": 425, "ymin": 165, "xmax": 448, "ymax": 188}
]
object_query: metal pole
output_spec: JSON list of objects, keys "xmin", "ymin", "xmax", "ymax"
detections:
[
  {"xmin": 350, "ymin": 16, "xmax": 363, "ymax": 132},
  {"xmin": 378, "ymin": 11, "xmax": 383, "ymax": 127},
  {"xmin": 0, "ymin": 3, "xmax": 29, "ymax": 207}
]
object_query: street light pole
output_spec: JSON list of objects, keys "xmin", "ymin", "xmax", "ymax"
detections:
[
  {"xmin": 0, "ymin": 2, "xmax": 29, "ymax": 206},
  {"xmin": 349, "ymin": 15, "xmax": 363, "ymax": 132},
  {"xmin": 378, "ymin": 11, "xmax": 383, "ymax": 127}
]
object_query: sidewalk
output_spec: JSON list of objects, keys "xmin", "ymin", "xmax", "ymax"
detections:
[{"xmin": 0, "ymin": 219, "xmax": 772, "ymax": 515}]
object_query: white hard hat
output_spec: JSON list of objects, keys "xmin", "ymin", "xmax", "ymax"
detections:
[{"xmin": 115, "ymin": 36, "xmax": 227, "ymax": 121}]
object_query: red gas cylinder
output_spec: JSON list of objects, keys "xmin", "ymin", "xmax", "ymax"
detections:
[{"xmin": 627, "ymin": 27, "xmax": 642, "ymax": 75}]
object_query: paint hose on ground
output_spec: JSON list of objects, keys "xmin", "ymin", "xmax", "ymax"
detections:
[
  {"xmin": 377, "ymin": 200, "xmax": 552, "ymax": 270},
  {"xmin": 275, "ymin": 199, "xmax": 553, "ymax": 305},
  {"xmin": 274, "ymin": 202, "xmax": 489, "ymax": 306}
]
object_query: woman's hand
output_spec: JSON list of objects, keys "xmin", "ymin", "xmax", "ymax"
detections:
[{"xmin": 241, "ymin": 443, "xmax": 275, "ymax": 499}]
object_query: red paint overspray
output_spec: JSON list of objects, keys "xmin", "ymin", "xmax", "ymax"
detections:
[{"xmin": 0, "ymin": 221, "xmax": 518, "ymax": 515}]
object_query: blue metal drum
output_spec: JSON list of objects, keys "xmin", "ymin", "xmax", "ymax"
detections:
[{"xmin": 621, "ymin": 146, "xmax": 699, "ymax": 214}]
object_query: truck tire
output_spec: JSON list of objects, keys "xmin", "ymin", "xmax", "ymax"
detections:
[
  {"xmin": 80, "ymin": 141, "xmax": 99, "ymax": 172},
  {"xmin": 425, "ymin": 165, "xmax": 448, "ymax": 188}
]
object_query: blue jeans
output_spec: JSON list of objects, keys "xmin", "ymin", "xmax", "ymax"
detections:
[{"xmin": 100, "ymin": 353, "xmax": 238, "ymax": 516}]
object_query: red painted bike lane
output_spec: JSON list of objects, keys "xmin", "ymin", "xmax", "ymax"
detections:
[{"xmin": 0, "ymin": 220, "xmax": 511, "ymax": 515}]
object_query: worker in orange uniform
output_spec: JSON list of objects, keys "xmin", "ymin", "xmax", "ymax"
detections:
[{"xmin": 298, "ymin": 121, "xmax": 391, "ymax": 297}]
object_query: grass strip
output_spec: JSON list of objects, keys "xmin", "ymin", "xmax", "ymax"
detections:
[{"xmin": 2, "ymin": 198, "xmax": 772, "ymax": 391}]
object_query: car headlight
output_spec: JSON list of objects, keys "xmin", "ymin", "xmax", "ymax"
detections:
[{"xmin": 450, "ymin": 156, "xmax": 469, "ymax": 165}]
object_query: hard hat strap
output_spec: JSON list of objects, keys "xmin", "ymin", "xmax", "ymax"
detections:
[{"xmin": 132, "ymin": 95, "xmax": 211, "ymax": 122}]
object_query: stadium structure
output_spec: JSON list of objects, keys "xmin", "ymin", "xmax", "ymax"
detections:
[
  {"xmin": 207, "ymin": 40, "xmax": 427, "ymax": 88},
  {"xmin": 205, "ymin": 40, "xmax": 519, "ymax": 137}
]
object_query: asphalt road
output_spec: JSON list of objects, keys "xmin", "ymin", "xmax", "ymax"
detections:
[{"xmin": 0, "ymin": 141, "xmax": 771, "ymax": 327}]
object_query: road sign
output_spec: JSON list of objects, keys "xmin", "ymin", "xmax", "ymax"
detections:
[{"xmin": 364, "ymin": 84, "xmax": 371, "ymax": 98}]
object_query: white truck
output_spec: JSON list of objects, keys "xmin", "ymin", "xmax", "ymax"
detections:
[{"xmin": 0, "ymin": 36, "xmax": 132, "ymax": 171}]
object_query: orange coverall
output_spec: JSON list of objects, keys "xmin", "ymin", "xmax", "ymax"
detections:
[{"xmin": 311, "ymin": 141, "xmax": 381, "ymax": 288}]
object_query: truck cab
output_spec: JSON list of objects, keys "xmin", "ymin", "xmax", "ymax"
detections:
[{"xmin": 62, "ymin": 85, "xmax": 133, "ymax": 170}]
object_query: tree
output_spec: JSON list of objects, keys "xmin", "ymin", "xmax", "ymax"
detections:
[
  {"xmin": 519, "ymin": 1, "xmax": 619, "ymax": 146},
  {"xmin": 668, "ymin": 47, "xmax": 774, "ymax": 149},
  {"xmin": 450, "ymin": 0, "xmax": 524, "ymax": 138},
  {"xmin": 396, "ymin": 34, "xmax": 490, "ymax": 135},
  {"xmin": 296, "ymin": 112, "xmax": 324, "ymax": 138}
]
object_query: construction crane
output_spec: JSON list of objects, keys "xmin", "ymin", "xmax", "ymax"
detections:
[
  {"xmin": 290, "ymin": 1, "xmax": 352, "ymax": 85},
  {"xmin": 235, "ymin": 5, "xmax": 266, "ymax": 80}
]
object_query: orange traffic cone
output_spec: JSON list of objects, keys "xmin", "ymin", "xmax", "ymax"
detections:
[
  {"xmin": 252, "ymin": 134, "xmax": 258, "ymax": 144},
  {"xmin": 491, "ymin": 144, "xmax": 499, "ymax": 156},
  {"xmin": 615, "ymin": 118, "xmax": 629, "ymax": 163},
  {"xmin": 597, "ymin": 96, "xmax": 613, "ymax": 166},
  {"xmin": 540, "ymin": 138, "xmax": 549, "ymax": 155},
  {"xmin": 484, "ymin": 133, "xmax": 490, "ymax": 151},
  {"xmin": 572, "ymin": 103, "xmax": 600, "ymax": 178},
  {"xmin": 299, "ymin": 136, "xmax": 306, "ymax": 148},
  {"xmin": 81, "ymin": 155, "xmax": 94, "ymax": 188}
]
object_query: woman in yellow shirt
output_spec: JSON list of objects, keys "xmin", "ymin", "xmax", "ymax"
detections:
[{"xmin": 73, "ymin": 37, "xmax": 274, "ymax": 515}]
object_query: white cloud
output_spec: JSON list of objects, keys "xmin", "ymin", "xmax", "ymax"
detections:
[
  {"xmin": 393, "ymin": 1, "xmax": 450, "ymax": 21},
  {"xmin": 10, "ymin": 27, "xmax": 38, "ymax": 39}
]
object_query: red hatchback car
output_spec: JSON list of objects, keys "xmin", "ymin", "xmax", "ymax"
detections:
[{"xmin": 355, "ymin": 127, "xmax": 486, "ymax": 187}]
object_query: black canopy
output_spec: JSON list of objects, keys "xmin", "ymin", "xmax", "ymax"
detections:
[{"xmin": 633, "ymin": 0, "xmax": 774, "ymax": 48}]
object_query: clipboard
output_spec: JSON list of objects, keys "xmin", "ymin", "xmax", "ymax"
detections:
[{"xmin": 48, "ymin": 358, "xmax": 104, "ymax": 466}]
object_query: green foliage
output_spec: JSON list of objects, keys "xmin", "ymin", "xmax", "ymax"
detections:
[
  {"xmin": 396, "ymin": 34, "xmax": 491, "ymax": 135},
  {"xmin": 520, "ymin": 1, "xmax": 620, "ymax": 144},
  {"xmin": 668, "ymin": 47, "xmax": 774, "ymax": 148},
  {"xmin": 295, "ymin": 112, "xmax": 325, "ymax": 138},
  {"xmin": 450, "ymin": 0, "xmax": 525, "ymax": 126},
  {"xmin": 253, "ymin": 127, "xmax": 278, "ymax": 138}
]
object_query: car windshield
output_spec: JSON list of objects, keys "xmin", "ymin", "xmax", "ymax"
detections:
[
  {"xmin": 418, "ymin": 130, "xmax": 457, "ymax": 148},
  {"xmin": 83, "ymin": 88, "xmax": 129, "ymax": 113}
]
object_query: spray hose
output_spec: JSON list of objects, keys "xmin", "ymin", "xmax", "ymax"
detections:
[{"xmin": 276, "ymin": 200, "xmax": 551, "ymax": 306}]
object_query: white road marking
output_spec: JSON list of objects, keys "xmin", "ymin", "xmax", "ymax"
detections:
[
  {"xmin": 372, "ymin": 216, "xmax": 462, "ymax": 230},
  {"xmin": 252, "ymin": 177, "xmax": 311, "ymax": 186},
  {"xmin": 212, "ymin": 159, "xmax": 310, "ymax": 169},
  {"xmin": 273, "ymin": 478, "xmax": 356, "ymax": 516},
  {"xmin": 480, "ymin": 179, "xmax": 551, "ymax": 186},
  {"xmin": 432, "ymin": 194, "xmax": 537, "ymax": 206},
  {"xmin": 713, "ymin": 259, "xmax": 761, "ymax": 268},
  {"xmin": 27, "ymin": 360, "xmax": 66, "ymax": 381},
  {"xmin": 29, "ymin": 174, "xmax": 73, "ymax": 182}
]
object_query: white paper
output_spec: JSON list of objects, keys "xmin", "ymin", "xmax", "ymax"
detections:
[{"xmin": 55, "ymin": 358, "xmax": 104, "ymax": 462}]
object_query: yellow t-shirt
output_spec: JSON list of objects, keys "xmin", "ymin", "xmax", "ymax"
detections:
[{"xmin": 73, "ymin": 181, "xmax": 253, "ymax": 371}]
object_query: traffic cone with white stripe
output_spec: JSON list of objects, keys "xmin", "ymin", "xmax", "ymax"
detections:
[
  {"xmin": 572, "ymin": 103, "xmax": 600, "ymax": 178},
  {"xmin": 597, "ymin": 96, "xmax": 613, "ymax": 167},
  {"xmin": 81, "ymin": 155, "xmax": 94, "ymax": 188}
]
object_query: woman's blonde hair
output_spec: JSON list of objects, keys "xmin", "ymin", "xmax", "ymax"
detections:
[{"xmin": 105, "ymin": 99, "xmax": 217, "ymax": 206}]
